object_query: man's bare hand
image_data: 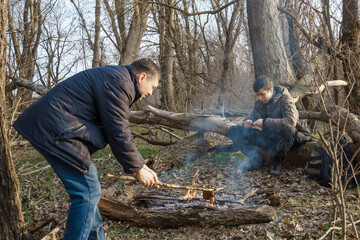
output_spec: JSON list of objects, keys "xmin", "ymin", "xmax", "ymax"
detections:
[
  {"xmin": 253, "ymin": 119, "xmax": 263, "ymax": 128},
  {"xmin": 244, "ymin": 120, "xmax": 253, "ymax": 128},
  {"xmin": 136, "ymin": 164, "xmax": 159, "ymax": 187}
]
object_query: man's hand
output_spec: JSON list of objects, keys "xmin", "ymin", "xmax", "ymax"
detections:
[
  {"xmin": 253, "ymin": 119, "xmax": 263, "ymax": 128},
  {"xmin": 243, "ymin": 120, "xmax": 253, "ymax": 128},
  {"xmin": 136, "ymin": 164, "xmax": 159, "ymax": 187}
]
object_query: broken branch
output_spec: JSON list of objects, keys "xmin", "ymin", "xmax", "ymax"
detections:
[{"xmin": 105, "ymin": 173, "xmax": 222, "ymax": 193}]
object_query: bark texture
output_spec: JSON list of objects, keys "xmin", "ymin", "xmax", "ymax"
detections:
[
  {"xmin": 159, "ymin": 0, "xmax": 176, "ymax": 110},
  {"xmin": 0, "ymin": 0, "xmax": 25, "ymax": 238},
  {"xmin": 342, "ymin": 0, "xmax": 360, "ymax": 115},
  {"xmin": 246, "ymin": 0, "xmax": 296, "ymax": 86},
  {"xmin": 99, "ymin": 198, "xmax": 276, "ymax": 228}
]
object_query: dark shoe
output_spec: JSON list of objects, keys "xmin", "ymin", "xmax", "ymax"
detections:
[{"xmin": 270, "ymin": 163, "xmax": 281, "ymax": 176}]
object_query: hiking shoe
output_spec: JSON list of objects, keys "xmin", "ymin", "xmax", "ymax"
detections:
[{"xmin": 270, "ymin": 163, "xmax": 281, "ymax": 176}]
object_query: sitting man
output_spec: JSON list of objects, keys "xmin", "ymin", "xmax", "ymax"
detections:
[{"xmin": 228, "ymin": 75, "xmax": 308, "ymax": 175}]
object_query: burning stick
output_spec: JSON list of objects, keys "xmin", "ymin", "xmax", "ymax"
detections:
[
  {"xmin": 183, "ymin": 169, "xmax": 199, "ymax": 201},
  {"xmin": 105, "ymin": 173, "xmax": 222, "ymax": 194}
]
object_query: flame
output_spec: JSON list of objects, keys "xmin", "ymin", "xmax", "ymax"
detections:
[{"xmin": 182, "ymin": 169, "xmax": 200, "ymax": 201}]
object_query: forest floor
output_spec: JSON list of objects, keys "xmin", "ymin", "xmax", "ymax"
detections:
[{"xmin": 16, "ymin": 133, "xmax": 360, "ymax": 240}]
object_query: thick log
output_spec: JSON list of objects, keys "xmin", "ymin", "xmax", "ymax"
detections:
[
  {"xmin": 130, "ymin": 106, "xmax": 235, "ymax": 136},
  {"xmin": 299, "ymin": 106, "xmax": 360, "ymax": 144},
  {"xmin": 98, "ymin": 198, "xmax": 276, "ymax": 228},
  {"xmin": 283, "ymin": 142, "xmax": 360, "ymax": 167}
]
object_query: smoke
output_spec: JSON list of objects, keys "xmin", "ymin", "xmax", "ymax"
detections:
[{"xmin": 236, "ymin": 146, "xmax": 264, "ymax": 172}]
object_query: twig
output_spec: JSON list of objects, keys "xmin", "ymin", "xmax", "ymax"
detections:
[
  {"xmin": 105, "ymin": 174, "xmax": 222, "ymax": 192},
  {"xmin": 238, "ymin": 189, "xmax": 258, "ymax": 205},
  {"xmin": 20, "ymin": 165, "xmax": 51, "ymax": 176},
  {"xmin": 347, "ymin": 211, "xmax": 360, "ymax": 239},
  {"xmin": 40, "ymin": 218, "xmax": 66, "ymax": 240},
  {"xmin": 30, "ymin": 217, "xmax": 57, "ymax": 234},
  {"xmin": 319, "ymin": 220, "xmax": 360, "ymax": 240},
  {"xmin": 132, "ymin": 132, "xmax": 175, "ymax": 146},
  {"xmin": 157, "ymin": 126, "xmax": 182, "ymax": 140}
]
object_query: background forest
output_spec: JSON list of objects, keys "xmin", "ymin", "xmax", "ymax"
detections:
[{"xmin": 1, "ymin": 0, "xmax": 360, "ymax": 239}]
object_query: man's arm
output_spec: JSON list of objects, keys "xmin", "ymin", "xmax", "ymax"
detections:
[
  {"xmin": 263, "ymin": 93, "xmax": 298, "ymax": 130},
  {"xmin": 96, "ymin": 77, "xmax": 145, "ymax": 174}
]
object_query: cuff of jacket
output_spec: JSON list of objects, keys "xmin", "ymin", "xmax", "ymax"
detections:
[{"xmin": 263, "ymin": 118, "xmax": 267, "ymax": 129}]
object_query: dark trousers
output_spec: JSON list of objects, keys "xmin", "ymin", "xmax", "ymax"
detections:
[{"xmin": 227, "ymin": 124, "xmax": 297, "ymax": 164}]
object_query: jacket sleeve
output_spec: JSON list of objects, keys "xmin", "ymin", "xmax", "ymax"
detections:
[
  {"xmin": 264, "ymin": 93, "xmax": 299, "ymax": 130},
  {"xmin": 242, "ymin": 107, "xmax": 257, "ymax": 125},
  {"xmin": 96, "ymin": 78, "xmax": 144, "ymax": 174}
]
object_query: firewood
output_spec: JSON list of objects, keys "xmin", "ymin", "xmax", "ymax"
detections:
[
  {"xmin": 105, "ymin": 173, "xmax": 223, "ymax": 193},
  {"xmin": 238, "ymin": 189, "xmax": 259, "ymax": 205},
  {"xmin": 99, "ymin": 197, "xmax": 277, "ymax": 228}
]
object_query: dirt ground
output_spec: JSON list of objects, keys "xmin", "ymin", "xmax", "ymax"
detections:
[{"xmin": 17, "ymin": 145, "xmax": 360, "ymax": 240}]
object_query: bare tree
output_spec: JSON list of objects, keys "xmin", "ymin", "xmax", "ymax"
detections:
[
  {"xmin": 70, "ymin": 0, "xmax": 102, "ymax": 68},
  {"xmin": 7, "ymin": 0, "xmax": 45, "ymax": 109},
  {"xmin": 0, "ymin": 0, "xmax": 25, "ymax": 239},
  {"xmin": 212, "ymin": 0, "xmax": 245, "ymax": 109},
  {"xmin": 341, "ymin": 0, "xmax": 360, "ymax": 115},
  {"xmin": 102, "ymin": 0, "xmax": 152, "ymax": 64},
  {"xmin": 155, "ymin": 0, "xmax": 176, "ymax": 110}
]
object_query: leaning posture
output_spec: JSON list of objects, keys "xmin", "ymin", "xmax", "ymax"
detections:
[{"xmin": 14, "ymin": 58, "xmax": 160, "ymax": 239}]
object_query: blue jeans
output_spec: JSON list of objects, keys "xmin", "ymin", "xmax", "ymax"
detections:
[{"xmin": 39, "ymin": 150, "xmax": 106, "ymax": 240}]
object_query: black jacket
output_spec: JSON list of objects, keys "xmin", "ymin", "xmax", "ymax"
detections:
[{"xmin": 14, "ymin": 65, "xmax": 144, "ymax": 174}]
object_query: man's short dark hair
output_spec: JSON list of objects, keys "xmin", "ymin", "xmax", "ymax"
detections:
[
  {"xmin": 253, "ymin": 75, "xmax": 273, "ymax": 92},
  {"xmin": 131, "ymin": 58, "xmax": 160, "ymax": 82}
]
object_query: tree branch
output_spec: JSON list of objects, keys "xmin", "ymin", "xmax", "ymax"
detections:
[
  {"xmin": 151, "ymin": 0, "xmax": 240, "ymax": 16},
  {"xmin": 6, "ymin": 76, "xmax": 48, "ymax": 96}
]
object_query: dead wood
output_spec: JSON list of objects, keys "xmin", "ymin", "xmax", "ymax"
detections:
[
  {"xmin": 238, "ymin": 189, "xmax": 258, "ymax": 205},
  {"xmin": 299, "ymin": 105, "xmax": 360, "ymax": 144},
  {"xmin": 132, "ymin": 132, "xmax": 175, "ymax": 146},
  {"xmin": 98, "ymin": 198, "xmax": 276, "ymax": 228},
  {"xmin": 39, "ymin": 218, "xmax": 66, "ymax": 240},
  {"xmin": 130, "ymin": 106, "xmax": 235, "ymax": 136},
  {"xmin": 105, "ymin": 174, "xmax": 221, "ymax": 193}
]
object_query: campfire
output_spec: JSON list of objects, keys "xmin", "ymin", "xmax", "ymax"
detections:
[{"xmin": 101, "ymin": 170, "xmax": 277, "ymax": 228}]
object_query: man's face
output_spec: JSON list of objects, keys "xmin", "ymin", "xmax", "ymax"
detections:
[
  {"xmin": 137, "ymin": 73, "xmax": 159, "ymax": 100},
  {"xmin": 256, "ymin": 87, "xmax": 273, "ymax": 104}
]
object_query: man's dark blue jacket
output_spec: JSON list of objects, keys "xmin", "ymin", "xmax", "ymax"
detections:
[{"xmin": 14, "ymin": 65, "xmax": 144, "ymax": 174}]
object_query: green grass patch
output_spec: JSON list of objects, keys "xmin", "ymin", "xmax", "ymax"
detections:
[{"xmin": 205, "ymin": 151, "xmax": 245, "ymax": 167}]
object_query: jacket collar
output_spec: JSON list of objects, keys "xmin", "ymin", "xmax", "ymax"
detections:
[
  {"xmin": 125, "ymin": 65, "xmax": 142, "ymax": 103},
  {"xmin": 271, "ymin": 86, "xmax": 284, "ymax": 104}
]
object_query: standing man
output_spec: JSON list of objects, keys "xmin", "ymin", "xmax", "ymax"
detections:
[
  {"xmin": 14, "ymin": 58, "xmax": 160, "ymax": 239},
  {"xmin": 228, "ymin": 75, "xmax": 308, "ymax": 176}
]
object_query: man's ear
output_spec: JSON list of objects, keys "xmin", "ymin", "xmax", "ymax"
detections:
[{"xmin": 137, "ymin": 72, "xmax": 147, "ymax": 84}]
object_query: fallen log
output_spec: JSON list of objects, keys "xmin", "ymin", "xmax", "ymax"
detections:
[
  {"xmin": 299, "ymin": 105, "xmax": 360, "ymax": 144},
  {"xmin": 98, "ymin": 198, "xmax": 276, "ymax": 228}
]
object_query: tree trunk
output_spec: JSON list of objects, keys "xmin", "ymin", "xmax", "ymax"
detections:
[
  {"xmin": 119, "ymin": 0, "xmax": 151, "ymax": 64},
  {"xmin": 159, "ymin": 0, "xmax": 176, "ymax": 110},
  {"xmin": 246, "ymin": 0, "xmax": 296, "ymax": 86},
  {"xmin": 216, "ymin": 0, "xmax": 244, "ymax": 108},
  {"xmin": 342, "ymin": 0, "xmax": 360, "ymax": 115},
  {"xmin": 0, "ymin": 0, "xmax": 25, "ymax": 238},
  {"xmin": 92, "ymin": 0, "xmax": 101, "ymax": 68},
  {"xmin": 98, "ymin": 198, "xmax": 276, "ymax": 228}
]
